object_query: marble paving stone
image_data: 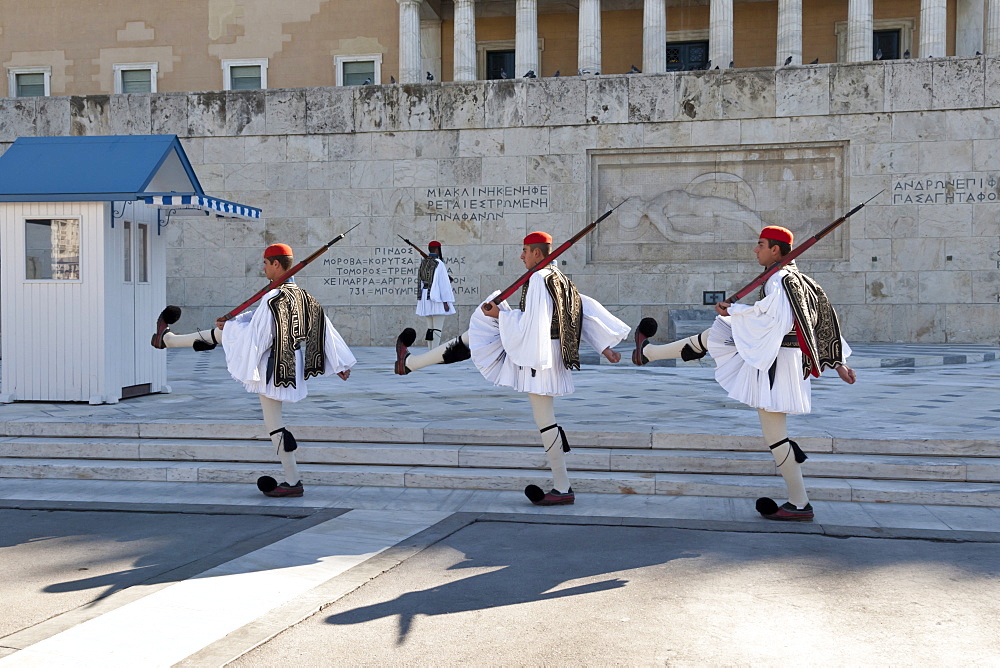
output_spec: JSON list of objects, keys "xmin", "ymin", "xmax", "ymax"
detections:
[
  {"xmin": 962, "ymin": 459, "xmax": 1000, "ymax": 482},
  {"xmin": 0, "ymin": 421, "xmax": 141, "ymax": 438},
  {"xmin": 849, "ymin": 479, "xmax": 1000, "ymax": 506},
  {"xmin": 611, "ymin": 449, "xmax": 774, "ymax": 474},
  {"xmin": 403, "ymin": 466, "xmax": 657, "ymax": 495},
  {"xmin": 832, "ymin": 438, "xmax": 996, "ymax": 456},
  {"xmin": 859, "ymin": 502, "xmax": 952, "ymax": 530},
  {"xmin": 808, "ymin": 499, "xmax": 877, "ymax": 526},
  {"xmin": 196, "ymin": 462, "xmax": 409, "ymax": 488},
  {"xmin": 0, "ymin": 439, "xmax": 141, "ymax": 460},
  {"xmin": 457, "ymin": 445, "xmax": 611, "ymax": 471},
  {"xmin": 654, "ymin": 473, "xmax": 855, "ymax": 501},
  {"xmin": 923, "ymin": 504, "xmax": 1000, "ymax": 530},
  {"xmin": 0, "ymin": 510, "xmax": 448, "ymax": 667},
  {"xmin": 0, "ymin": 458, "xmax": 174, "ymax": 482}
]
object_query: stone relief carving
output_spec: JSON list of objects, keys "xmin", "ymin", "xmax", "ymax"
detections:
[{"xmin": 590, "ymin": 144, "xmax": 847, "ymax": 263}]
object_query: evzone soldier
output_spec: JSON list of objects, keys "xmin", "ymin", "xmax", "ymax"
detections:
[
  {"xmin": 415, "ymin": 240, "xmax": 456, "ymax": 347},
  {"xmin": 632, "ymin": 226, "xmax": 856, "ymax": 521},
  {"xmin": 151, "ymin": 243, "xmax": 356, "ymax": 498},
  {"xmin": 395, "ymin": 231, "xmax": 630, "ymax": 506}
]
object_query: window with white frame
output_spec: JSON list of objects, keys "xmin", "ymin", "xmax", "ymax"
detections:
[
  {"xmin": 222, "ymin": 58, "xmax": 268, "ymax": 90},
  {"xmin": 335, "ymin": 54, "xmax": 382, "ymax": 86},
  {"xmin": 114, "ymin": 63, "xmax": 158, "ymax": 94},
  {"xmin": 8, "ymin": 66, "xmax": 51, "ymax": 97}
]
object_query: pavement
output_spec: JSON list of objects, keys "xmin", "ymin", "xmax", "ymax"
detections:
[{"xmin": 1, "ymin": 341, "xmax": 999, "ymax": 665}]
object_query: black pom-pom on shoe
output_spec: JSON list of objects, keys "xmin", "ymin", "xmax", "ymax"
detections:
[
  {"xmin": 755, "ymin": 497, "xmax": 779, "ymax": 516},
  {"xmin": 160, "ymin": 305, "xmax": 182, "ymax": 325},
  {"xmin": 399, "ymin": 328, "xmax": 417, "ymax": 347},
  {"xmin": 257, "ymin": 475, "xmax": 278, "ymax": 493},
  {"xmin": 637, "ymin": 317, "xmax": 658, "ymax": 338},
  {"xmin": 524, "ymin": 484, "xmax": 546, "ymax": 503}
]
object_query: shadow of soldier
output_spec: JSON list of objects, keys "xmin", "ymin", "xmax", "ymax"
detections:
[{"xmin": 325, "ymin": 520, "xmax": 702, "ymax": 643}]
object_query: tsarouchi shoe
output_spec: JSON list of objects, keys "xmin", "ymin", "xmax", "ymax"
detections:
[
  {"xmin": 525, "ymin": 484, "xmax": 575, "ymax": 506},
  {"xmin": 395, "ymin": 328, "xmax": 416, "ymax": 375},
  {"xmin": 757, "ymin": 498, "xmax": 813, "ymax": 521},
  {"xmin": 263, "ymin": 480, "xmax": 304, "ymax": 498},
  {"xmin": 632, "ymin": 317, "xmax": 657, "ymax": 366}
]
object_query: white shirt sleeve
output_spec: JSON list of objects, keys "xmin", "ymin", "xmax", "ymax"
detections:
[
  {"xmin": 727, "ymin": 272, "xmax": 794, "ymax": 371},
  {"xmin": 580, "ymin": 294, "xmax": 630, "ymax": 353},
  {"xmin": 222, "ymin": 291, "xmax": 278, "ymax": 383},
  {"xmin": 497, "ymin": 271, "xmax": 555, "ymax": 370},
  {"xmin": 430, "ymin": 260, "xmax": 455, "ymax": 304}
]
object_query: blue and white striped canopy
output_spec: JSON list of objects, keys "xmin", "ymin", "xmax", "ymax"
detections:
[{"xmin": 141, "ymin": 195, "xmax": 261, "ymax": 220}]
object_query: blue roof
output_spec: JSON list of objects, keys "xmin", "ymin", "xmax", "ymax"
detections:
[{"xmin": 0, "ymin": 135, "xmax": 204, "ymax": 202}]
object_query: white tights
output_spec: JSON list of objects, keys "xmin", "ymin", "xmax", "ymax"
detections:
[
  {"xmin": 529, "ymin": 393, "xmax": 571, "ymax": 494},
  {"xmin": 406, "ymin": 331, "xmax": 470, "ymax": 371},
  {"xmin": 162, "ymin": 327, "xmax": 222, "ymax": 348},
  {"xmin": 642, "ymin": 329, "xmax": 710, "ymax": 362},
  {"xmin": 259, "ymin": 395, "xmax": 300, "ymax": 485},
  {"xmin": 758, "ymin": 409, "xmax": 809, "ymax": 509},
  {"xmin": 424, "ymin": 314, "xmax": 445, "ymax": 347}
]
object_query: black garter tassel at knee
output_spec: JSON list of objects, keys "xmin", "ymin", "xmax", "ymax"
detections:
[
  {"xmin": 541, "ymin": 423, "xmax": 571, "ymax": 452},
  {"xmin": 442, "ymin": 337, "xmax": 471, "ymax": 364},
  {"xmin": 270, "ymin": 427, "xmax": 298, "ymax": 453},
  {"xmin": 769, "ymin": 437, "xmax": 807, "ymax": 464}
]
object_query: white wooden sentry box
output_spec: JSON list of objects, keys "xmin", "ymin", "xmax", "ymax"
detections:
[{"xmin": 0, "ymin": 135, "xmax": 260, "ymax": 404}]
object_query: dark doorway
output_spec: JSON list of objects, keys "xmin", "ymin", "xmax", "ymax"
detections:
[
  {"xmin": 486, "ymin": 50, "xmax": 515, "ymax": 80},
  {"xmin": 874, "ymin": 30, "xmax": 901, "ymax": 60},
  {"xmin": 666, "ymin": 41, "xmax": 710, "ymax": 71}
]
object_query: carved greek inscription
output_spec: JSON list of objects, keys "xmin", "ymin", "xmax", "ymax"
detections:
[
  {"xmin": 321, "ymin": 247, "xmax": 478, "ymax": 299},
  {"xmin": 423, "ymin": 185, "xmax": 550, "ymax": 222},
  {"xmin": 892, "ymin": 175, "xmax": 1000, "ymax": 204}
]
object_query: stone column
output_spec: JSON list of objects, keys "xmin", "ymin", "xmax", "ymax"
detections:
[
  {"xmin": 397, "ymin": 0, "xmax": 422, "ymax": 83},
  {"xmin": 516, "ymin": 0, "xmax": 539, "ymax": 77},
  {"xmin": 845, "ymin": 0, "xmax": 873, "ymax": 62},
  {"xmin": 453, "ymin": 0, "xmax": 477, "ymax": 81},
  {"xmin": 709, "ymin": 0, "xmax": 734, "ymax": 69},
  {"xmin": 919, "ymin": 0, "xmax": 948, "ymax": 57},
  {"xmin": 776, "ymin": 0, "xmax": 802, "ymax": 65},
  {"xmin": 578, "ymin": 0, "xmax": 602, "ymax": 74},
  {"xmin": 955, "ymin": 0, "xmax": 985, "ymax": 55},
  {"xmin": 643, "ymin": 0, "xmax": 667, "ymax": 74},
  {"xmin": 421, "ymin": 19, "xmax": 442, "ymax": 81},
  {"xmin": 988, "ymin": 0, "xmax": 1000, "ymax": 53}
]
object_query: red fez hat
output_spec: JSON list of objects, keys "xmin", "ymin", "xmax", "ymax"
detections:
[
  {"xmin": 264, "ymin": 243, "xmax": 293, "ymax": 258},
  {"xmin": 759, "ymin": 226, "xmax": 794, "ymax": 245},
  {"xmin": 523, "ymin": 231, "xmax": 552, "ymax": 245},
  {"xmin": 428, "ymin": 240, "xmax": 442, "ymax": 249}
]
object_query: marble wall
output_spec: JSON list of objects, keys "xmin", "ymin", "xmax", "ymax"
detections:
[{"xmin": 1, "ymin": 57, "xmax": 998, "ymax": 344}]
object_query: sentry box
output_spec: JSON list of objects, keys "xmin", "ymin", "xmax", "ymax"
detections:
[{"xmin": 0, "ymin": 135, "xmax": 260, "ymax": 404}]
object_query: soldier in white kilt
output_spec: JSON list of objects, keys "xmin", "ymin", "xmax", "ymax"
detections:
[
  {"xmin": 397, "ymin": 231, "xmax": 629, "ymax": 505},
  {"xmin": 414, "ymin": 240, "xmax": 456, "ymax": 347},
  {"xmin": 152, "ymin": 243, "xmax": 356, "ymax": 498},
  {"xmin": 633, "ymin": 226, "xmax": 856, "ymax": 521}
]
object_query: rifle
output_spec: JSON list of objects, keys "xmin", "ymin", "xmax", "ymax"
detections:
[
  {"xmin": 399, "ymin": 234, "xmax": 459, "ymax": 282},
  {"xmin": 219, "ymin": 223, "xmax": 360, "ymax": 321},
  {"xmin": 398, "ymin": 235, "xmax": 430, "ymax": 259},
  {"xmin": 726, "ymin": 191, "xmax": 883, "ymax": 303},
  {"xmin": 486, "ymin": 198, "xmax": 630, "ymax": 308}
]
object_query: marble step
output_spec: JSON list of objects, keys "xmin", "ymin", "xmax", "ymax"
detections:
[
  {"xmin": 1, "ymin": 440, "xmax": 999, "ymax": 482},
  {"xmin": 0, "ymin": 430, "xmax": 996, "ymax": 457},
  {"xmin": 2, "ymin": 458, "xmax": 999, "ymax": 507}
]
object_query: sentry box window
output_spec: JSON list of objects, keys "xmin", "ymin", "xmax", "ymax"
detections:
[{"xmin": 25, "ymin": 218, "xmax": 81, "ymax": 281}]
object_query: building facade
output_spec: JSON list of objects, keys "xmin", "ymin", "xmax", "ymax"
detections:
[{"xmin": 1, "ymin": 2, "xmax": 998, "ymax": 345}]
